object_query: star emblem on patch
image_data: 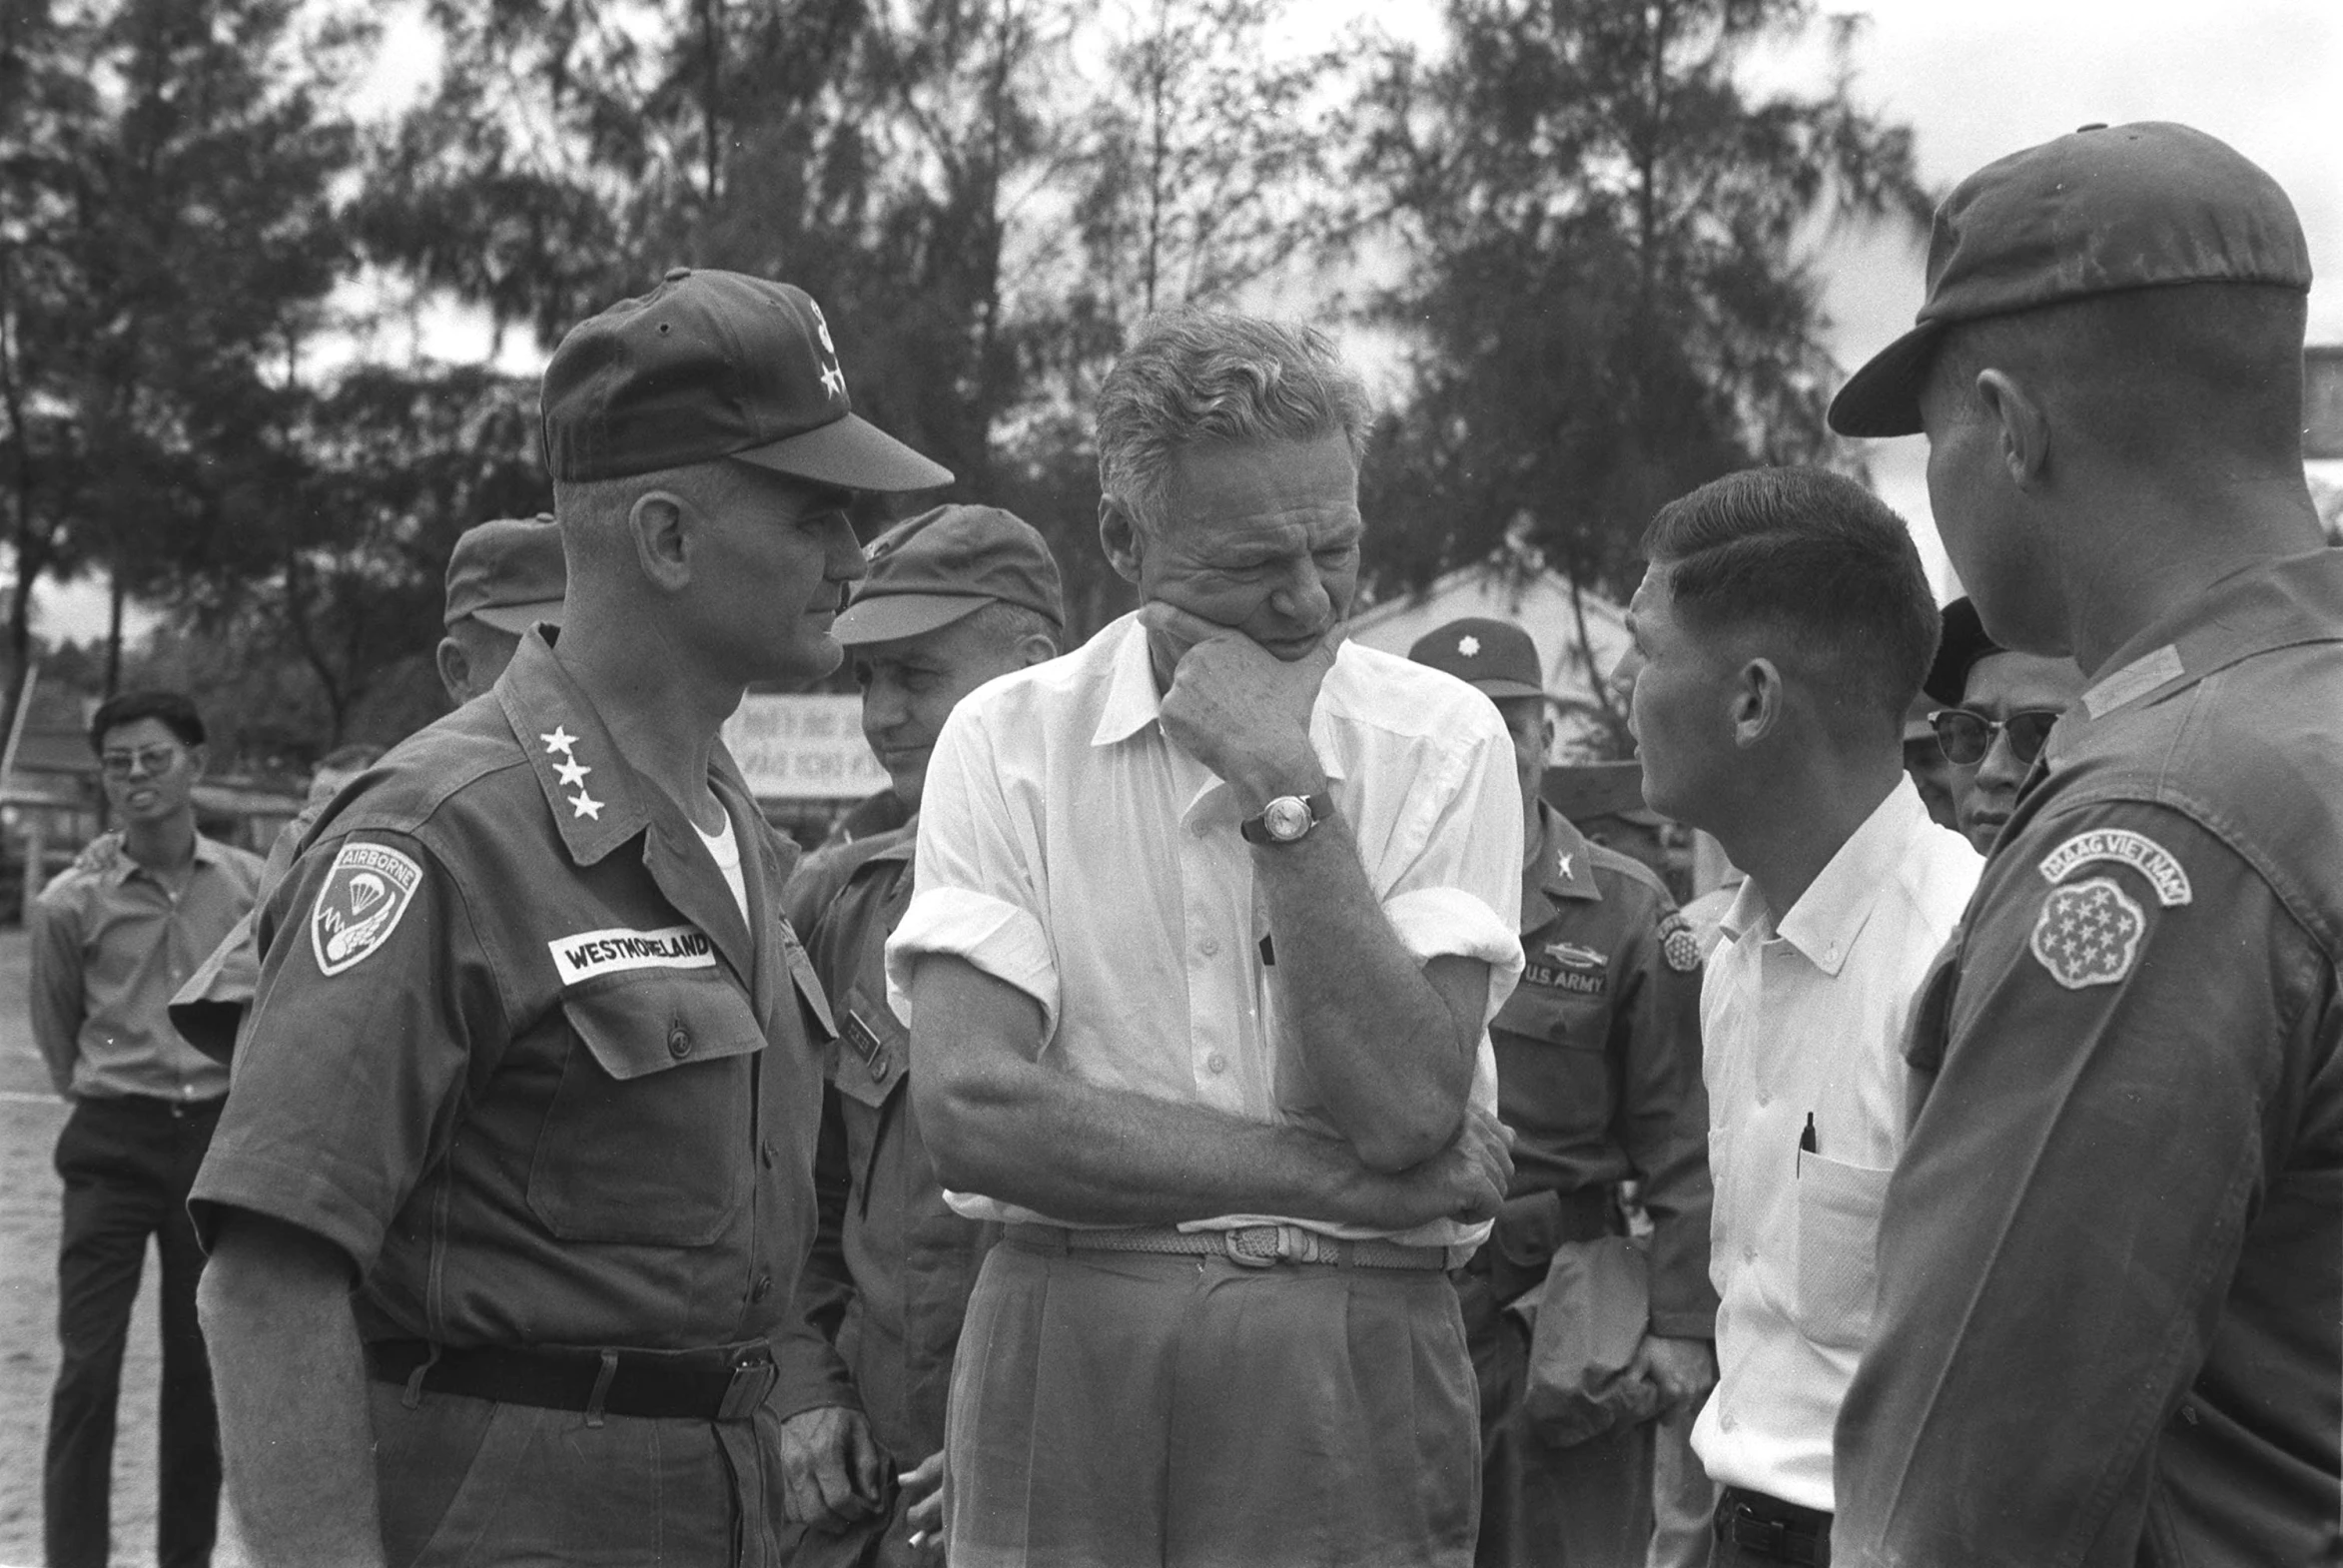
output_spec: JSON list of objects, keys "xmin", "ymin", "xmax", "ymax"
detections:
[
  {"xmin": 820, "ymin": 363, "xmax": 847, "ymax": 399},
  {"xmin": 1457, "ymin": 635, "xmax": 1480, "ymax": 657},
  {"xmin": 2029, "ymin": 876, "xmax": 2144, "ymax": 989},
  {"xmin": 1658, "ymin": 911, "xmax": 1702, "ymax": 974},
  {"xmin": 569, "ymin": 790, "xmax": 604, "ymax": 821},
  {"xmin": 541, "ymin": 726, "xmax": 578, "ymax": 757},
  {"xmin": 554, "ymin": 759, "xmax": 591, "ymax": 789}
]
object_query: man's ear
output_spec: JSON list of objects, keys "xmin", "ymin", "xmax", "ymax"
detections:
[
  {"xmin": 628, "ymin": 489, "xmax": 694, "ymax": 589},
  {"xmin": 1099, "ymin": 496, "xmax": 1145, "ymax": 586},
  {"xmin": 1731, "ymin": 657, "xmax": 1786, "ymax": 749},
  {"xmin": 1015, "ymin": 631, "xmax": 1061, "ymax": 669},
  {"xmin": 185, "ymin": 741, "xmax": 210, "ymax": 779},
  {"xmin": 1975, "ymin": 369, "xmax": 2050, "ymax": 491},
  {"xmin": 435, "ymin": 637, "xmax": 472, "ymax": 707}
]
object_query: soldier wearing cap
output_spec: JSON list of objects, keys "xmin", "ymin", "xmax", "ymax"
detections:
[
  {"xmin": 1407, "ymin": 617, "xmax": 1716, "ymax": 1568},
  {"xmin": 438, "ymin": 512, "xmax": 568, "ymax": 703},
  {"xmin": 1825, "ymin": 124, "xmax": 2343, "ymax": 1565},
  {"xmin": 192, "ymin": 268, "xmax": 952, "ymax": 1568},
  {"xmin": 1919, "ymin": 598, "xmax": 2083, "ymax": 858},
  {"xmin": 779, "ymin": 505, "xmax": 1064, "ymax": 1565},
  {"xmin": 165, "ymin": 515, "xmax": 572, "ymax": 1067}
]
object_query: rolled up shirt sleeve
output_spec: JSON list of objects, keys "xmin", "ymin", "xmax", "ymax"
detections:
[
  {"xmin": 1366, "ymin": 700, "xmax": 1525, "ymax": 1021},
  {"xmin": 886, "ymin": 705, "xmax": 1060, "ymax": 1034}
]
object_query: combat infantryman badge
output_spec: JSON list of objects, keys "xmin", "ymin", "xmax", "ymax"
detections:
[
  {"xmin": 312, "ymin": 841, "xmax": 423, "ymax": 976},
  {"xmin": 2029, "ymin": 876, "xmax": 2145, "ymax": 989}
]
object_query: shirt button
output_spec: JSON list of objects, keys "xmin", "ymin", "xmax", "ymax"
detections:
[
  {"xmin": 749, "ymin": 1271, "xmax": 773, "ymax": 1303},
  {"xmin": 1190, "ymin": 822, "xmax": 1210, "ymax": 839},
  {"xmin": 667, "ymin": 1025, "xmax": 693, "ymax": 1060},
  {"xmin": 1743, "ymin": 1244, "xmax": 1758, "ymax": 1264},
  {"xmin": 1206, "ymin": 1052, "xmax": 1227, "ymax": 1075},
  {"xmin": 1720, "ymin": 1412, "xmax": 1737, "ymax": 1432},
  {"xmin": 1754, "ymin": 1088, "xmax": 1770, "ymax": 1108},
  {"xmin": 868, "ymin": 1050, "xmax": 889, "ymax": 1082},
  {"xmin": 1199, "ymin": 936, "xmax": 1220, "ymax": 957}
]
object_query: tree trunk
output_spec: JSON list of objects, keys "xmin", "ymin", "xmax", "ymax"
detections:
[{"xmin": 102, "ymin": 565, "xmax": 126, "ymax": 698}]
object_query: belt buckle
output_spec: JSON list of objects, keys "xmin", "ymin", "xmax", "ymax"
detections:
[
  {"xmin": 1224, "ymin": 1225, "xmax": 1280, "ymax": 1267},
  {"xmin": 716, "ymin": 1346, "xmax": 778, "ymax": 1421},
  {"xmin": 1726, "ymin": 1507, "xmax": 1788, "ymax": 1559}
]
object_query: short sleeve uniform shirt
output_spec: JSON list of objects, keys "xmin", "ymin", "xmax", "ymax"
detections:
[{"xmin": 192, "ymin": 630, "xmax": 843, "ymax": 1378}]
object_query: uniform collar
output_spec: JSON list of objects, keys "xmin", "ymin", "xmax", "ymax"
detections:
[
  {"xmin": 492, "ymin": 626, "xmax": 772, "ymax": 992},
  {"xmin": 1086, "ymin": 613, "xmax": 1350, "ymax": 782},
  {"xmin": 1520, "ymin": 801, "xmax": 1601, "ymax": 932},
  {"xmin": 106, "ymin": 832, "xmax": 232, "ymax": 890},
  {"xmin": 1723, "ymin": 776, "xmax": 1929, "ymax": 977},
  {"xmin": 861, "ymin": 816, "xmax": 918, "ymax": 866},
  {"xmin": 2071, "ymin": 548, "xmax": 2343, "ymax": 727}
]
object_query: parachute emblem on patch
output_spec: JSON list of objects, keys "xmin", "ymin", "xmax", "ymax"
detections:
[{"xmin": 311, "ymin": 842, "xmax": 422, "ymax": 976}]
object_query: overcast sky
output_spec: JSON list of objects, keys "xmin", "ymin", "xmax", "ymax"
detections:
[{"xmin": 37, "ymin": 0, "xmax": 2343, "ymax": 637}]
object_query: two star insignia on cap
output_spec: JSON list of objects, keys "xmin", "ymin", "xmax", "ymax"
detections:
[
  {"xmin": 809, "ymin": 301, "xmax": 848, "ymax": 401},
  {"xmin": 540, "ymin": 727, "xmax": 603, "ymax": 821},
  {"xmin": 1457, "ymin": 635, "xmax": 1481, "ymax": 657}
]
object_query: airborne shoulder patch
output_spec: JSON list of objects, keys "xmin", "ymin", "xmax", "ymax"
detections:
[
  {"xmin": 1658, "ymin": 910, "xmax": 1702, "ymax": 974},
  {"xmin": 311, "ymin": 842, "xmax": 423, "ymax": 976}
]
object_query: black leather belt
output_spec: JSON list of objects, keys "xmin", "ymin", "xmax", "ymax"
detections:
[
  {"xmin": 367, "ymin": 1337, "xmax": 778, "ymax": 1422},
  {"xmin": 1714, "ymin": 1485, "xmax": 1832, "ymax": 1566}
]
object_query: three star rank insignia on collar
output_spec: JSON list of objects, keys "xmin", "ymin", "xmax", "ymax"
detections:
[{"xmin": 540, "ymin": 727, "xmax": 603, "ymax": 820}]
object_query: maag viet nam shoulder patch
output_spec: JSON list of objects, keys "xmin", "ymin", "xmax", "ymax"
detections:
[
  {"xmin": 2038, "ymin": 828, "xmax": 2191, "ymax": 907},
  {"xmin": 2028, "ymin": 876, "xmax": 2145, "ymax": 990},
  {"xmin": 1658, "ymin": 910, "xmax": 1702, "ymax": 974},
  {"xmin": 311, "ymin": 842, "xmax": 423, "ymax": 977}
]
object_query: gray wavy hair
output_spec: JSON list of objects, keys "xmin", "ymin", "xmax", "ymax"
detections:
[{"xmin": 1096, "ymin": 308, "xmax": 1372, "ymax": 536}]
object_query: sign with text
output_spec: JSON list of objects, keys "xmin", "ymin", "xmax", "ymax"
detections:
[{"xmin": 722, "ymin": 694, "xmax": 886, "ymax": 800}]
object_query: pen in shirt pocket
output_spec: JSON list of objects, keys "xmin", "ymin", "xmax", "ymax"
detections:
[{"xmin": 1800, "ymin": 1113, "xmax": 1819, "ymax": 1160}]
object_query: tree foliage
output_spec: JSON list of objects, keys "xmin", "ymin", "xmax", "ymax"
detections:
[{"xmin": 1357, "ymin": 0, "xmax": 1932, "ymax": 738}]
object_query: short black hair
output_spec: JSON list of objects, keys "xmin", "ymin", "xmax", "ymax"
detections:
[
  {"xmin": 89, "ymin": 690, "xmax": 206, "ymax": 753},
  {"xmin": 1641, "ymin": 466, "xmax": 1939, "ymax": 731}
]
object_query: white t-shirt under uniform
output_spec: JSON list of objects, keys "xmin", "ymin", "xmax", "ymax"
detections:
[
  {"xmin": 1692, "ymin": 777, "xmax": 1981, "ymax": 1512},
  {"xmin": 884, "ymin": 611, "xmax": 1527, "ymax": 1251}
]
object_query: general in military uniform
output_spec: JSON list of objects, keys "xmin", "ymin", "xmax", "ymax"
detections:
[
  {"xmin": 191, "ymin": 268, "xmax": 952, "ymax": 1568},
  {"xmin": 782, "ymin": 505, "xmax": 1065, "ymax": 1565},
  {"xmin": 1407, "ymin": 617, "xmax": 1716, "ymax": 1568},
  {"xmin": 1827, "ymin": 123, "xmax": 2343, "ymax": 1567}
]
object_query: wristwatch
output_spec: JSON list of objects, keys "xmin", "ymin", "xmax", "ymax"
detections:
[{"xmin": 1239, "ymin": 793, "xmax": 1331, "ymax": 846}]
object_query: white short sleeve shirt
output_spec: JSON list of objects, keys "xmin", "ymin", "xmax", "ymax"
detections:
[{"xmin": 885, "ymin": 612, "xmax": 1525, "ymax": 1247}]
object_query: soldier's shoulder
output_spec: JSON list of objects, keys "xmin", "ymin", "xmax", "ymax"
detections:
[
  {"xmin": 312, "ymin": 706, "xmax": 530, "ymax": 846},
  {"xmin": 785, "ymin": 822, "xmax": 912, "ymax": 935},
  {"xmin": 1586, "ymin": 839, "xmax": 1676, "ymax": 910}
]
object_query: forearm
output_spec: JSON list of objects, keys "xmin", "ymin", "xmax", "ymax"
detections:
[
  {"xmin": 199, "ymin": 1213, "xmax": 385, "ymax": 1568},
  {"xmin": 919, "ymin": 1053, "xmax": 1426, "ymax": 1230},
  {"xmin": 28, "ymin": 910, "xmax": 84, "ymax": 1096},
  {"xmin": 1253, "ymin": 815, "xmax": 1478, "ymax": 1170}
]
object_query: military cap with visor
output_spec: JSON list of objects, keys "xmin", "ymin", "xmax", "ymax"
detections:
[
  {"xmin": 1829, "ymin": 121, "xmax": 2313, "ymax": 438},
  {"xmin": 540, "ymin": 267, "xmax": 953, "ymax": 490},
  {"xmin": 1406, "ymin": 617, "xmax": 1546, "ymax": 699},
  {"xmin": 443, "ymin": 513, "xmax": 567, "ymax": 633},
  {"xmin": 832, "ymin": 505, "xmax": 1064, "ymax": 645}
]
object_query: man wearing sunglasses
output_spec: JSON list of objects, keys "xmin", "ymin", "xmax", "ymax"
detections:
[
  {"xmin": 1828, "ymin": 124, "xmax": 2343, "ymax": 1566},
  {"xmin": 30, "ymin": 690, "xmax": 266, "ymax": 1568},
  {"xmin": 1921, "ymin": 598, "xmax": 2083, "ymax": 857}
]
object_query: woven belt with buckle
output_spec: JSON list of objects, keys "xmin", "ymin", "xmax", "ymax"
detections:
[{"xmin": 1011, "ymin": 1221, "xmax": 1451, "ymax": 1271}]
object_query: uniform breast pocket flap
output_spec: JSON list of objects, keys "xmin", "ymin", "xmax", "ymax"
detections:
[
  {"xmin": 527, "ymin": 976, "xmax": 768, "ymax": 1246},
  {"xmin": 829, "ymin": 985, "xmax": 907, "ymax": 1112},
  {"xmin": 1794, "ymin": 1151, "xmax": 1892, "ymax": 1351}
]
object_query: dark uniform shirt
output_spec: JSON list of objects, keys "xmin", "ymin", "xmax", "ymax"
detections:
[
  {"xmin": 191, "ymin": 629, "xmax": 853, "ymax": 1416},
  {"xmin": 1834, "ymin": 549, "xmax": 2343, "ymax": 1567},
  {"xmin": 784, "ymin": 819, "xmax": 995, "ymax": 1467},
  {"xmin": 1490, "ymin": 802, "xmax": 1716, "ymax": 1337}
]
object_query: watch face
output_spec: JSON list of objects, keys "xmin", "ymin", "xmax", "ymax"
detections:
[{"xmin": 1263, "ymin": 796, "xmax": 1313, "ymax": 841}]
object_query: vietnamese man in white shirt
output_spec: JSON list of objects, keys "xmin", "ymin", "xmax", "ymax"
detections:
[{"xmin": 1614, "ymin": 467, "xmax": 1982, "ymax": 1568}]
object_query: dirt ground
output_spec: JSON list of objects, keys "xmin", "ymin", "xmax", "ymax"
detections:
[{"xmin": 0, "ymin": 928, "xmax": 244, "ymax": 1568}]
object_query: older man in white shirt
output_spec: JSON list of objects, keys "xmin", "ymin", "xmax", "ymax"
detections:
[
  {"xmin": 1614, "ymin": 467, "xmax": 1981, "ymax": 1568},
  {"xmin": 889, "ymin": 309, "xmax": 1523, "ymax": 1568}
]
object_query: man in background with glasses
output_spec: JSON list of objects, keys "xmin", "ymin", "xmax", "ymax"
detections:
[
  {"xmin": 29, "ymin": 690, "xmax": 266, "ymax": 1568},
  {"xmin": 1920, "ymin": 598, "xmax": 2084, "ymax": 857}
]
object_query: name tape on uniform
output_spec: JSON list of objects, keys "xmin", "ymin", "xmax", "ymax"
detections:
[
  {"xmin": 550, "ymin": 925, "xmax": 718, "ymax": 987},
  {"xmin": 313, "ymin": 842, "xmax": 423, "ymax": 977},
  {"xmin": 2037, "ymin": 828, "xmax": 2192, "ymax": 906}
]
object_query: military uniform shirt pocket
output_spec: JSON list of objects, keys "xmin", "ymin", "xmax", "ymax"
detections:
[
  {"xmin": 526, "ymin": 975, "xmax": 766, "ymax": 1246},
  {"xmin": 1794, "ymin": 1151, "xmax": 1891, "ymax": 1350}
]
